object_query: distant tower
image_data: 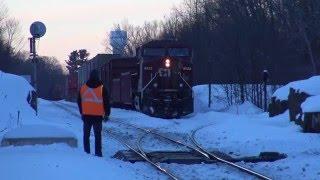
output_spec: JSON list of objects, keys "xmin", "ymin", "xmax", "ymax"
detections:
[{"xmin": 109, "ymin": 27, "xmax": 127, "ymax": 56}]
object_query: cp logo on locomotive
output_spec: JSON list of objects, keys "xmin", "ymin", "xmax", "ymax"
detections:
[{"xmin": 158, "ymin": 68, "xmax": 171, "ymax": 77}]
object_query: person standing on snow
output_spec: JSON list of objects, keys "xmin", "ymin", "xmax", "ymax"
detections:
[{"xmin": 77, "ymin": 69, "xmax": 110, "ymax": 157}]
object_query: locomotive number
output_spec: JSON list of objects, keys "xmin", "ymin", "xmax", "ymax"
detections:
[
  {"xmin": 183, "ymin": 67, "xmax": 192, "ymax": 71},
  {"xmin": 159, "ymin": 68, "xmax": 171, "ymax": 77},
  {"xmin": 144, "ymin": 66, "xmax": 153, "ymax": 70}
]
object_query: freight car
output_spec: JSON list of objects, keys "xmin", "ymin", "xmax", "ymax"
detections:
[
  {"xmin": 77, "ymin": 40, "xmax": 194, "ymax": 118},
  {"xmin": 101, "ymin": 57, "xmax": 139, "ymax": 108}
]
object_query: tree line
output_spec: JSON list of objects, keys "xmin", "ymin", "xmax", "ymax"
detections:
[
  {"xmin": 0, "ymin": 3, "xmax": 65, "ymax": 100},
  {"xmin": 104, "ymin": 0, "xmax": 320, "ymax": 107},
  {"xmin": 109, "ymin": 0, "xmax": 319, "ymax": 84}
]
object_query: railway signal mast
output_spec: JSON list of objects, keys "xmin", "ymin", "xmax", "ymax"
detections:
[{"xmin": 29, "ymin": 21, "xmax": 46, "ymax": 92}]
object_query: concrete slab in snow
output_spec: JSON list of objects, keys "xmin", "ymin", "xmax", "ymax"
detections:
[{"xmin": 1, "ymin": 124, "xmax": 77, "ymax": 147}]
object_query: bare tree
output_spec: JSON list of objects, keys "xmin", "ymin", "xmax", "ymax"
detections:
[
  {"xmin": 283, "ymin": 0, "xmax": 320, "ymax": 75},
  {"xmin": 0, "ymin": 1, "xmax": 8, "ymax": 26},
  {"xmin": 4, "ymin": 18, "xmax": 24, "ymax": 53},
  {"xmin": 103, "ymin": 21, "xmax": 163, "ymax": 56}
]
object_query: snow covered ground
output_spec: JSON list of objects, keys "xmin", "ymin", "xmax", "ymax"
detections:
[
  {"xmin": 1, "ymin": 72, "xmax": 320, "ymax": 179},
  {"xmin": 0, "ymin": 144, "xmax": 136, "ymax": 180},
  {"xmin": 32, "ymin": 98, "xmax": 319, "ymax": 180},
  {"xmin": 0, "ymin": 72, "xmax": 145, "ymax": 180}
]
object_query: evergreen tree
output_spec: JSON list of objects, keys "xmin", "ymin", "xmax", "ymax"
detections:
[
  {"xmin": 79, "ymin": 49, "xmax": 89, "ymax": 63},
  {"xmin": 66, "ymin": 49, "xmax": 89, "ymax": 74},
  {"xmin": 66, "ymin": 50, "xmax": 80, "ymax": 73}
]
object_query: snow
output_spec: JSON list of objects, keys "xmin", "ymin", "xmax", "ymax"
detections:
[
  {"xmin": 3, "ymin": 124, "xmax": 76, "ymax": 138},
  {"xmin": 0, "ymin": 144, "xmax": 134, "ymax": 180},
  {"xmin": 193, "ymin": 85, "xmax": 228, "ymax": 112},
  {"xmin": 44, "ymin": 96, "xmax": 319, "ymax": 179},
  {"xmin": 301, "ymin": 95, "xmax": 320, "ymax": 113},
  {"xmin": 0, "ymin": 71, "xmax": 40, "ymax": 137},
  {"xmin": 272, "ymin": 76, "xmax": 320, "ymax": 101},
  {"xmin": 106, "ymin": 101, "xmax": 320, "ymax": 179},
  {"xmin": 225, "ymin": 101, "xmax": 263, "ymax": 115},
  {"xmin": 194, "ymin": 111, "xmax": 315, "ymax": 156},
  {"xmin": 1, "ymin": 74, "xmax": 320, "ymax": 180}
]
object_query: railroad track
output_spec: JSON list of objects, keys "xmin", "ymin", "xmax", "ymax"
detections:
[
  {"xmin": 0, "ymin": 127, "xmax": 7, "ymax": 133},
  {"xmin": 105, "ymin": 129, "xmax": 178, "ymax": 180},
  {"xmin": 52, "ymin": 101, "xmax": 81, "ymax": 118},
  {"xmin": 53, "ymin": 101, "xmax": 272, "ymax": 180},
  {"xmin": 190, "ymin": 125, "xmax": 272, "ymax": 180},
  {"xmin": 111, "ymin": 119, "xmax": 272, "ymax": 180},
  {"xmin": 53, "ymin": 101, "xmax": 179, "ymax": 179}
]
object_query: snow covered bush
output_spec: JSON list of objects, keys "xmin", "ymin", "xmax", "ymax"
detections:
[
  {"xmin": 272, "ymin": 76, "xmax": 320, "ymax": 101},
  {"xmin": 0, "ymin": 71, "xmax": 36, "ymax": 132}
]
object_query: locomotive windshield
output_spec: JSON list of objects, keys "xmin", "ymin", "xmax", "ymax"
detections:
[
  {"xmin": 143, "ymin": 47, "xmax": 190, "ymax": 57},
  {"xmin": 168, "ymin": 48, "xmax": 190, "ymax": 57},
  {"xmin": 143, "ymin": 48, "xmax": 166, "ymax": 56}
]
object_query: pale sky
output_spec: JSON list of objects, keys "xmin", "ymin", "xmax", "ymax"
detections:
[{"xmin": 4, "ymin": 0, "xmax": 183, "ymax": 64}]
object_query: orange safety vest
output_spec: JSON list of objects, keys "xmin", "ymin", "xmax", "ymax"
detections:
[{"xmin": 80, "ymin": 84, "xmax": 105, "ymax": 116}]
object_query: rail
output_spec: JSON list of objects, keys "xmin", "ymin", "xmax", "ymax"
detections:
[
  {"xmin": 105, "ymin": 129, "xmax": 179, "ymax": 180},
  {"xmin": 54, "ymin": 102, "xmax": 271, "ymax": 180},
  {"xmin": 190, "ymin": 125, "xmax": 272, "ymax": 180},
  {"xmin": 53, "ymin": 102, "xmax": 179, "ymax": 180},
  {"xmin": 111, "ymin": 119, "xmax": 272, "ymax": 180},
  {"xmin": 53, "ymin": 102, "xmax": 81, "ymax": 118},
  {"xmin": 110, "ymin": 119, "xmax": 210, "ymax": 158}
]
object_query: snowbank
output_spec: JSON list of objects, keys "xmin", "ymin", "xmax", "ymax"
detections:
[
  {"xmin": 225, "ymin": 101, "xmax": 263, "ymax": 115},
  {"xmin": 272, "ymin": 76, "xmax": 320, "ymax": 101},
  {"xmin": 0, "ymin": 144, "xmax": 133, "ymax": 180},
  {"xmin": 0, "ymin": 71, "xmax": 38, "ymax": 135},
  {"xmin": 1, "ymin": 124, "xmax": 78, "ymax": 147},
  {"xmin": 193, "ymin": 85, "xmax": 228, "ymax": 112},
  {"xmin": 301, "ymin": 95, "xmax": 320, "ymax": 113},
  {"xmin": 3, "ymin": 124, "xmax": 76, "ymax": 138},
  {"xmin": 193, "ymin": 85, "xmax": 263, "ymax": 115}
]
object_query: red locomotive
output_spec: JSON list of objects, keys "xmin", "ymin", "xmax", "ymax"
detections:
[{"xmin": 77, "ymin": 40, "xmax": 193, "ymax": 118}]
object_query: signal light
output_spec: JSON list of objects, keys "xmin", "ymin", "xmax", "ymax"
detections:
[{"xmin": 165, "ymin": 59, "xmax": 171, "ymax": 68}]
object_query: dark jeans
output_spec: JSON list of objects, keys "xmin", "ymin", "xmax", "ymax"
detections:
[{"xmin": 83, "ymin": 117, "xmax": 103, "ymax": 157}]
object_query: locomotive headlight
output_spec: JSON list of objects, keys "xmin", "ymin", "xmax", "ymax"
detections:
[{"xmin": 165, "ymin": 59, "xmax": 171, "ymax": 68}]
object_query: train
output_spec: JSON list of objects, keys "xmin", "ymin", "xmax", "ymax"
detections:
[{"xmin": 71, "ymin": 40, "xmax": 194, "ymax": 118}]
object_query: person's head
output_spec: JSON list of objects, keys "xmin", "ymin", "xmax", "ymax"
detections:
[{"xmin": 89, "ymin": 69, "xmax": 100, "ymax": 81}]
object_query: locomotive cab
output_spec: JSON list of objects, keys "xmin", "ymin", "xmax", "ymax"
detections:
[{"xmin": 135, "ymin": 40, "xmax": 194, "ymax": 118}]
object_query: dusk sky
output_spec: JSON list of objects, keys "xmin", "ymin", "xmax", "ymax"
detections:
[{"xmin": 5, "ymin": 0, "xmax": 183, "ymax": 64}]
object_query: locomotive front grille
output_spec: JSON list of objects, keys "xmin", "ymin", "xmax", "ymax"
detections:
[{"xmin": 143, "ymin": 91, "xmax": 193, "ymax": 118}]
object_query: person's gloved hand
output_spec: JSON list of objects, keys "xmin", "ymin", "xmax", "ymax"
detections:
[{"xmin": 103, "ymin": 116, "xmax": 109, "ymax": 122}]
